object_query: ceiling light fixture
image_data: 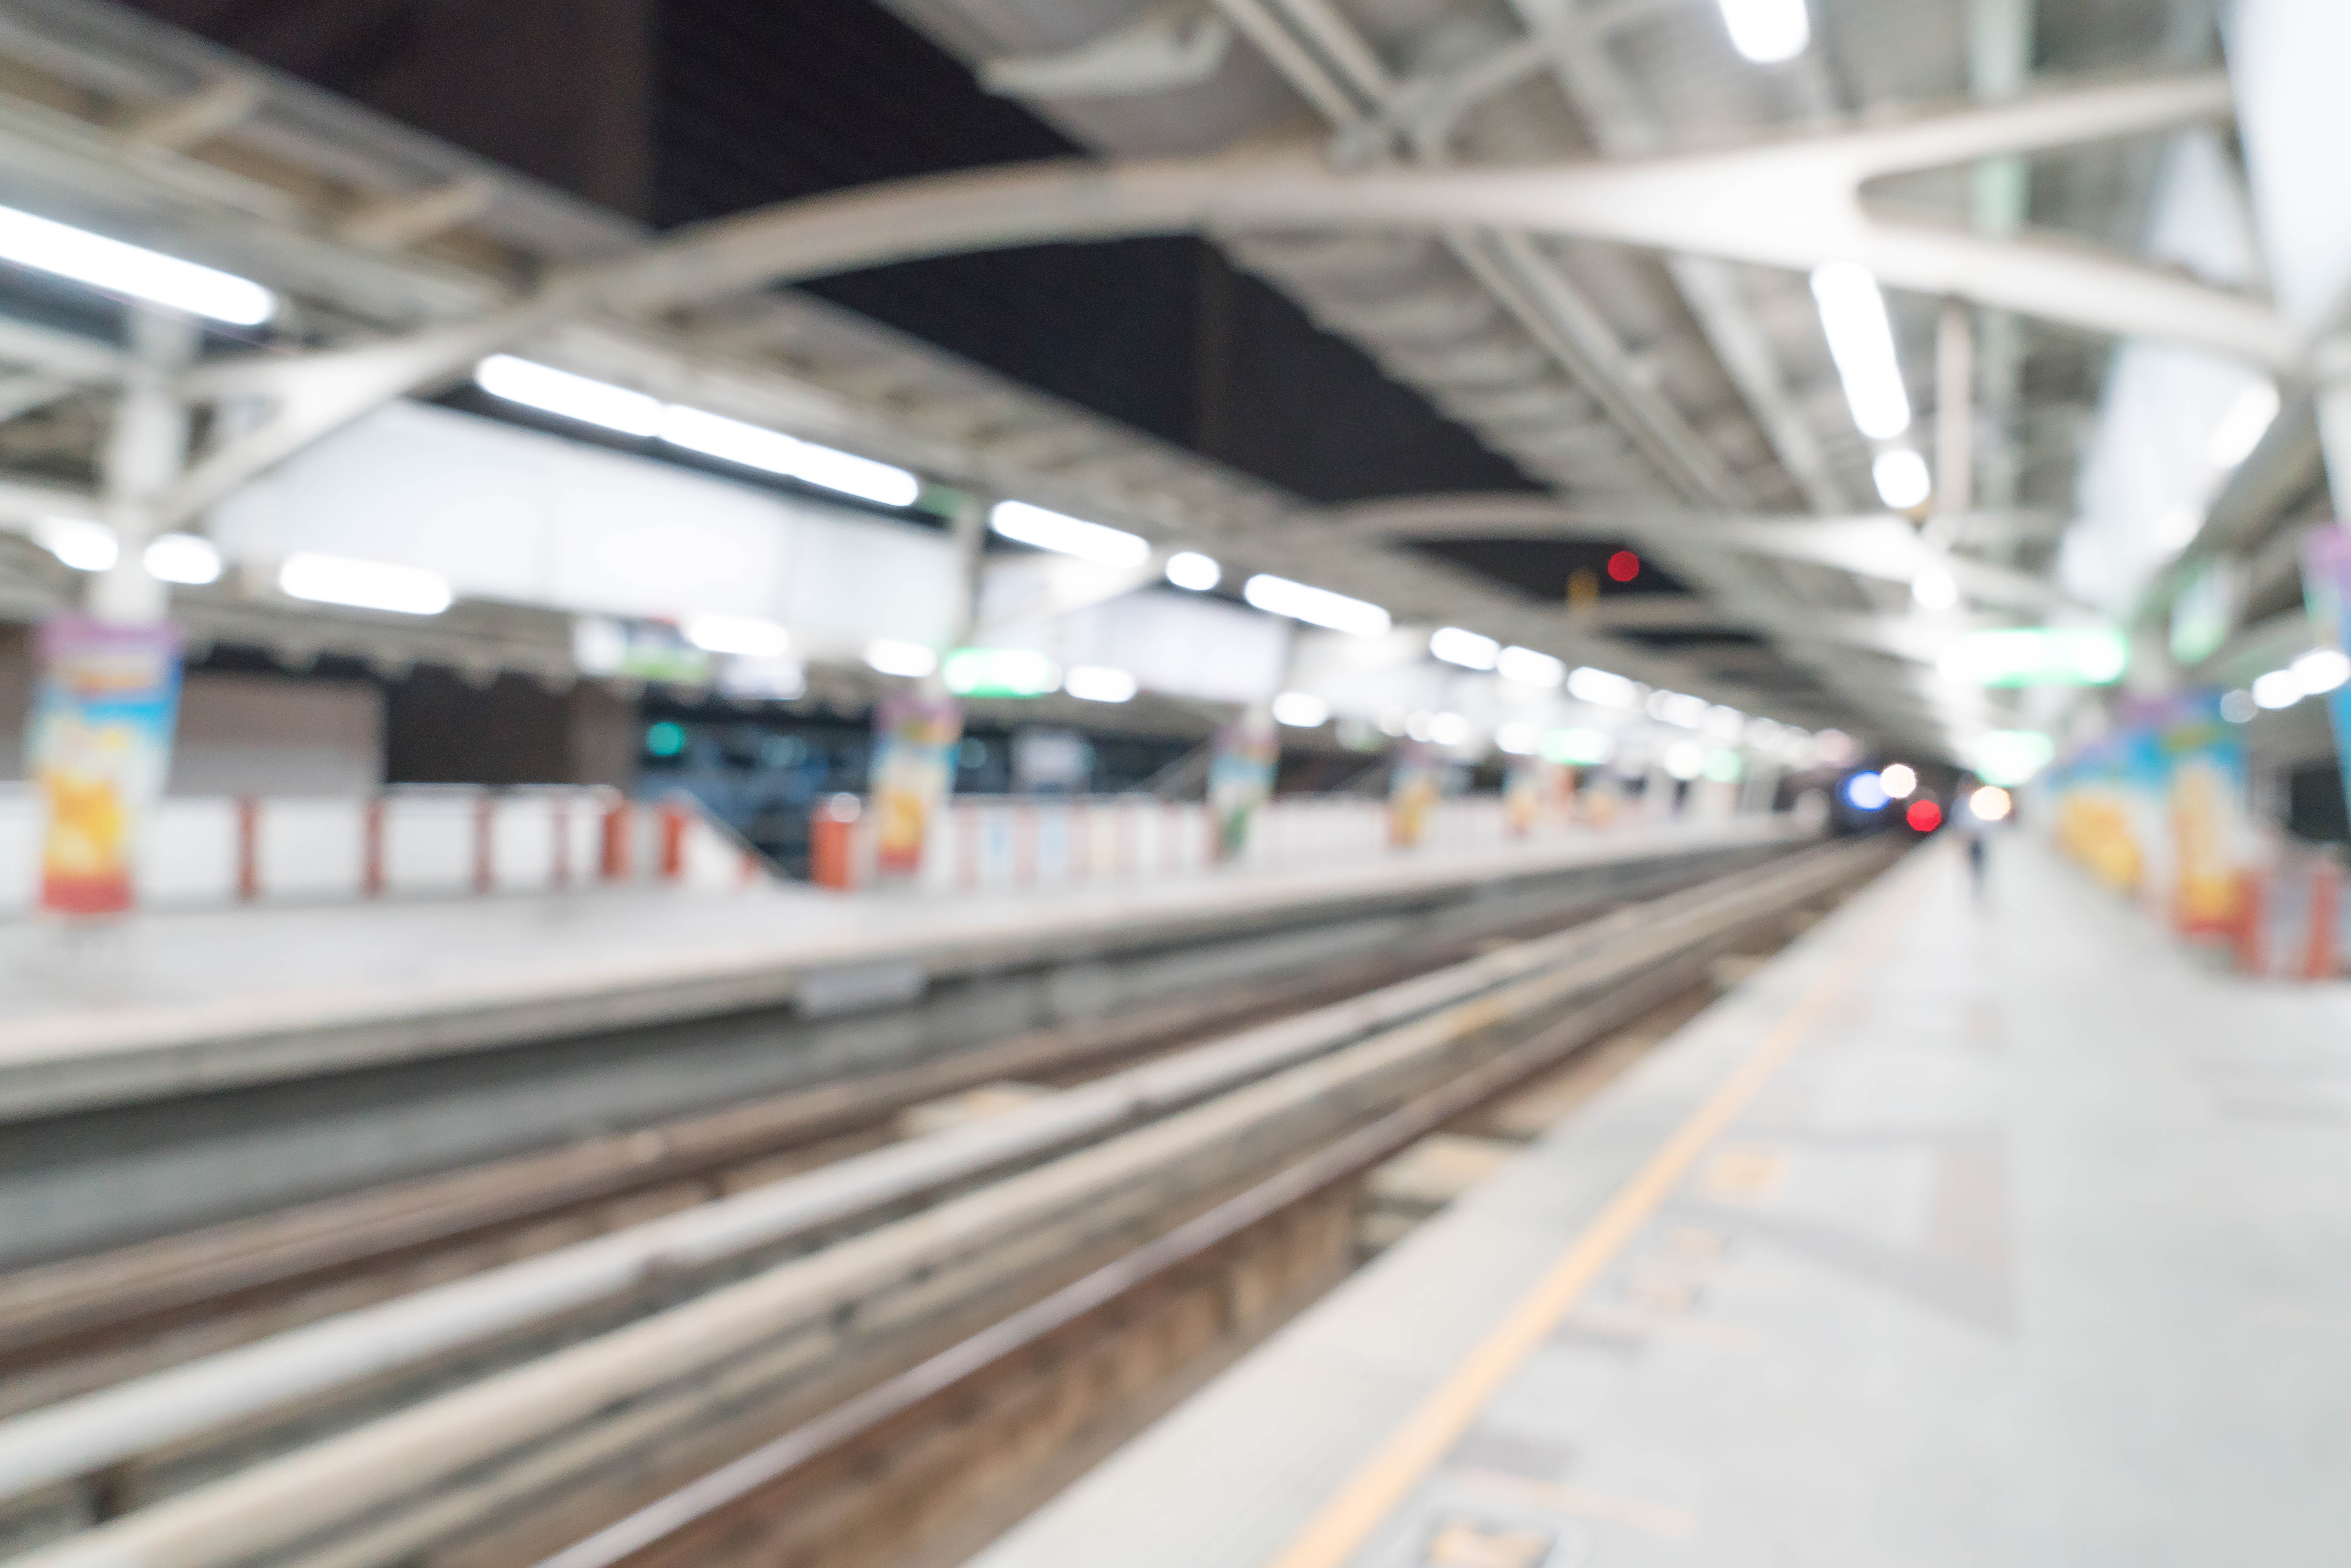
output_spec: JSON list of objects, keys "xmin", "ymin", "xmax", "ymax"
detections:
[
  {"xmin": 0, "ymin": 203, "xmax": 275, "ymax": 325},
  {"xmin": 1271, "ymin": 690, "xmax": 1329, "ymax": 728},
  {"xmin": 2209, "ymin": 381, "xmax": 2280, "ymax": 468},
  {"xmin": 31, "ymin": 517, "xmax": 117, "ymax": 572},
  {"xmin": 1873, "ymin": 449, "xmax": 1932, "ymax": 510},
  {"xmin": 1243, "ymin": 574, "xmax": 1391, "ymax": 637},
  {"xmin": 1064, "ymin": 664, "xmax": 1138, "ymax": 703},
  {"xmin": 1164, "ymin": 550, "xmax": 1221, "ymax": 591},
  {"xmin": 683, "ymin": 613, "xmax": 792, "ymax": 659},
  {"xmin": 476, "ymin": 355, "xmax": 660, "ymax": 436},
  {"xmin": 1497, "ymin": 646, "xmax": 1566, "ymax": 688},
  {"xmin": 1716, "ymin": 0, "xmax": 1810, "ymax": 63},
  {"xmin": 143, "ymin": 533, "xmax": 222, "ymax": 585},
  {"xmin": 279, "ymin": 552, "xmax": 451, "ymax": 616},
  {"xmin": 1811, "ymin": 262, "xmax": 1911, "ymax": 439},
  {"xmin": 1429, "ymin": 626, "xmax": 1500, "ymax": 670},
  {"xmin": 864, "ymin": 638, "xmax": 938, "ymax": 679},
  {"xmin": 989, "ymin": 500, "xmax": 1150, "ymax": 567}
]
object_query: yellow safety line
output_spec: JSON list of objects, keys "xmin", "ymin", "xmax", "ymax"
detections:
[{"xmin": 1260, "ymin": 859, "xmax": 1930, "ymax": 1568}]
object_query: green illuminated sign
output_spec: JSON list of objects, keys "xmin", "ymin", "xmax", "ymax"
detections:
[
  {"xmin": 1939, "ymin": 627, "xmax": 2128, "ymax": 687},
  {"xmin": 942, "ymin": 647, "xmax": 1061, "ymax": 698}
]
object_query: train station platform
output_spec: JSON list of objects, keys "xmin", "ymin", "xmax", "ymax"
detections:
[
  {"xmin": 0, "ymin": 818, "xmax": 1801, "ymax": 1125},
  {"xmin": 972, "ymin": 832, "xmax": 2351, "ymax": 1568}
]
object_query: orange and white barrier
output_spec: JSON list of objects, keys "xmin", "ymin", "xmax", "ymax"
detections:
[
  {"xmin": 2232, "ymin": 856, "xmax": 2346, "ymax": 980},
  {"xmin": 813, "ymin": 793, "xmax": 1622, "ymax": 894},
  {"xmin": 0, "ymin": 785, "xmax": 770, "ymax": 917}
]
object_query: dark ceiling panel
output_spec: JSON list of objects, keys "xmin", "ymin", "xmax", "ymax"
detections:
[
  {"xmin": 119, "ymin": 0, "xmax": 1539, "ymax": 506},
  {"xmin": 1409, "ymin": 538, "xmax": 1689, "ymax": 601}
]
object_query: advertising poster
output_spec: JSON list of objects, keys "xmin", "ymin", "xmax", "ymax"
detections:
[
  {"xmin": 1503, "ymin": 756, "xmax": 1542, "ymax": 838},
  {"xmin": 2050, "ymin": 735, "xmax": 2147, "ymax": 895},
  {"xmin": 1389, "ymin": 741, "xmax": 1443, "ymax": 850},
  {"xmin": 1206, "ymin": 709, "xmax": 1278, "ymax": 862},
  {"xmin": 868, "ymin": 689, "xmax": 962, "ymax": 879},
  {"xmin": 2300, "ymin": 524, "xmax": 2351, "ymax": 815},
  {"xmin": 27, "ymin": 616, "xmax": 182, "ymax": 918},
  {"xmin": 2147, "ymin": 690, "xmax": 2251, "ymax": 936}
]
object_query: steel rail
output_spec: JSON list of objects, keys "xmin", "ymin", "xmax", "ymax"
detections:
[{"xmin": 2, "ymin": 840, "xmax": 1889, "ymax": 1568}]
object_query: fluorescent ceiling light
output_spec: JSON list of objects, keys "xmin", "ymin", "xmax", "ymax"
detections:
[
  {"xmin": 1495, "ymin": 722, "xmax": 1538, "ymax": 756},
  {"xmin": 1648, "ymin": 690, "xmax": 1713, "ymax": 729},
  {"xmin": 0, "ymin": 203, "xmax": 275, "ymax": 325},
  {"xmin": 279, "ymin": 552, "xmax": 451, "ymax": 615},
  {"xmin": 33, "ymin": 517, "xmax": 117, "ymax": 572},
  {"xmin": 990, "ymin": 500, "xmax": 1149, "ymax": 567},
  {"xmin": 1271, "ymin": 690, "xmax": 1329, "ymax": 728},
  {"xmin": 1716, "ymin": 0, "xmax": 1810, "ymax": 62},
  {"xmin": 1811, "ymin": 262, "xmax": 1911, "ymax": 439},
  {"xmin": 1912, "ymin": 561, "xmax": 1959, "ymax": 610},
  {"xmin": 1704, "ymin": 704, "xmax": 1744, "ymax": 740},
  {"xmin": 143, "ymin": 532, "xmax": 221, "ymax": 585},
  {"xmin": 2210, "ymin": 381, "xmax": 2280, "ymax": 468},
  {"xmin": 1165, "ymin": 550, "xmax": 1221, "ymax": 591},
  {"xmin": 1703, "ymin": 749, "xmax": 1745, "ymax": 782},
  {"xmin": 1497, "ymin": 646, "xmax": 1566, "ymax": 688},
  {"xmin": 1664, "ymin": 740, "xmax": 1707, "ymax": 781},
  {"xmin": 1873, "ymin": 449, "xmax": 1932, "ymax": 509},
  {"xmin": 1429, "ymin": 626, "xmax": 1499, "ymax": 670},
  {"xmin": 1428, "ymin": 712, "xmax": 1471, "ymax": 747},
  {"xmin": 1064, "ymin": 664, "xmax": 1138, "ymax": 703},
  {"xmin": 476, "ymin": 355, "xmax": 660, "ymax": 436},
  {"xmin": 1243, "ymin": 574, "xmax": 1391, "ymax": 637},
  {"xmin": 684, "ymin": 613, "xmax": 791, "ymax": 658},
  {"xmin": 2292, "ymin": 647, "xmax": 2351, "ymax": 695},
  {"xmin": 2252, "ymin": 669, "xmax": 2302, "ymax": 709},
  {"xmin": 864, "ymin": 638, "xmax": 938, "ymax": 679},
  {"xmin": 1567, "ymin": 666, "xmax": 1642, "ymax": 709},
  {"xmin": 785, "ymin": 440, "xmax": 920, "ymax": 508},
  {"xmin": 660, "ymin": 405, "xmax": 920, "ymax": 508}
]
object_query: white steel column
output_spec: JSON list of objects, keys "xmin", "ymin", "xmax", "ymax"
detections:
[{"xmin": 87, "ymin": 308, "xmax": 197, "ymax": 625}]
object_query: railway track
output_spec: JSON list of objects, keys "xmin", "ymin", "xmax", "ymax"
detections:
[{"xmin": 0, "ymin": 836, "xmax": 1900, "ymax": 1568}]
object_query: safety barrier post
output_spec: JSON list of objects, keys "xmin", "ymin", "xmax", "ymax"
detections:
[
  {"xmin": 472, "ymin": 793, "xmax": 496, "ymax": 896},
  {"xmin": 362, "ymin": 797, "xmax": 386, "ymax": 898},
  {"xmin": 2233, "ymin": 871, "xmax": 2264, "ymax": 975},
  {"xmin": 658, "ymin": 802, "xmax": 688, "ymax": 882},
  {"xmin": 2306, "ymin": 861, "xmax": 2342, "ymax": 980},
  {"xmin": 810, "ymin": 795, "xmax": 861, "ymax": 891},
  {"xmin": 550, "ymin": 797, "xmax": 572, "ymax": 891},
  {"xmin": 235, "ymin": 796, "xmax": 260, "ymax": 903},
  {"xmin": 601, "ymin": 800, "xmax": 632, "ymax": 882}
]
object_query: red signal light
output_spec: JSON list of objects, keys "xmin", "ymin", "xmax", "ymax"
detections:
[
  {"xmin": 1606, "ymin": 550, "xmax": 1640, "ymax": 583},
  {"xmin": 1906, "ymin": 799, "xmax": 1942, "ymax": 833}
]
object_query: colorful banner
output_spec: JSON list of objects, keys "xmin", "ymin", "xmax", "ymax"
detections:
[
  {"xmin": 27, "ymin": 616, "xmax": 182, "ymax": 917},
  {"xmin": 1502, "ymin": 756, "xmax": 1541, "ymax": 838},
  {"xmin": 2300, "ymin": 523, "xmax": 2351, "ymax": 819},
  {"xmin": 867, "ymin": 689, "xmax": 962, "ymax": 879},
  {"xmin": 1206, "ymin": 709, "xmax": 1279, "ymax": 862},
  {"xmin": 2049, "ymin": 690, "xmax": 2250, "ymax": 933},
  {"xmin": 1388, "ymin": 742, "xmax": 1443, "ymax": 850}
]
